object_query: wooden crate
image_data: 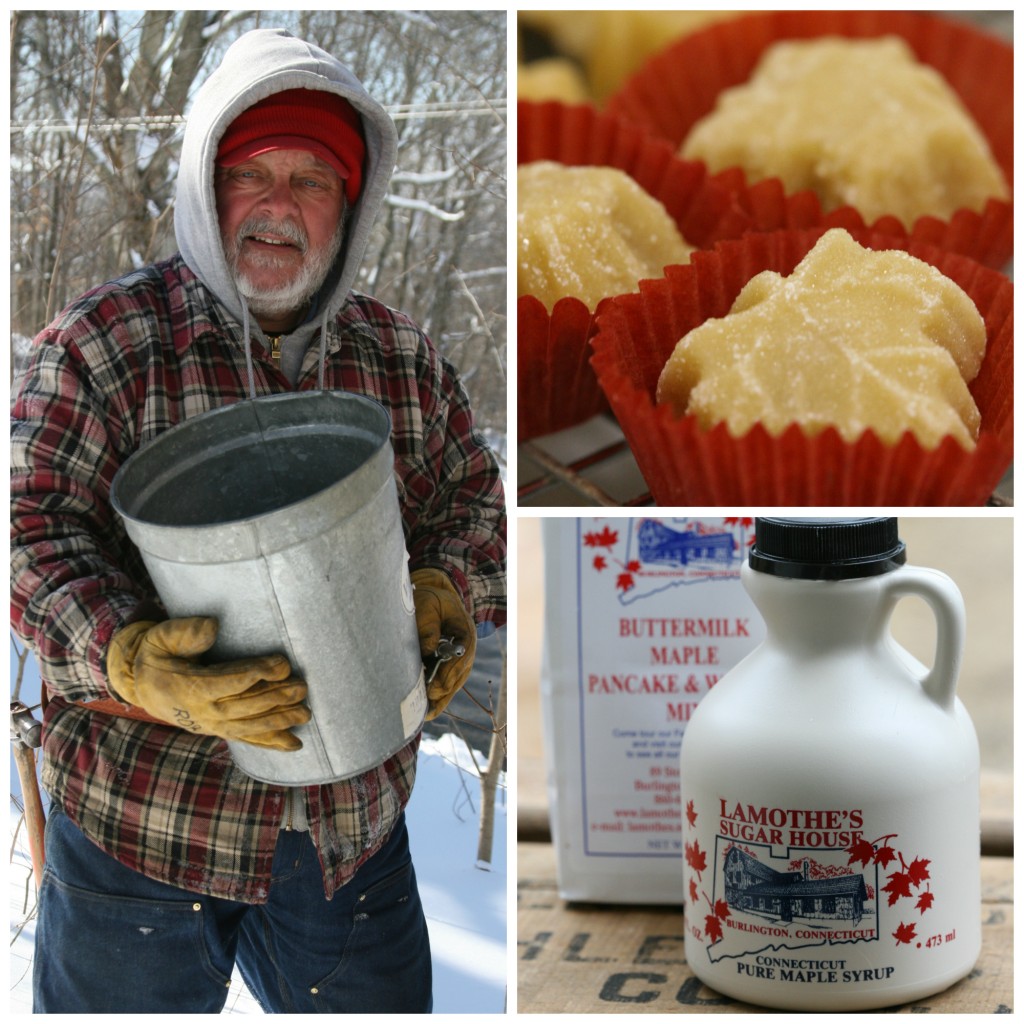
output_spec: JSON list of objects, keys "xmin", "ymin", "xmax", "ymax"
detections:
[{"xmin": 517, "ymin": 842, "xmax": 1012, "ymax": 1013}]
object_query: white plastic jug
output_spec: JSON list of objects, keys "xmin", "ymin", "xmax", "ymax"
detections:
[{"xmin": 679, "ymin": 517, "xmax": 980, "ymax": 1011}]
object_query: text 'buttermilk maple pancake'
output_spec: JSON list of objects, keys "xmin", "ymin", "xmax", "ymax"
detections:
[
  {"xmin": 517, "ymin": 160, "xmax": 694, "ymax": 312},
  {"xmin": 681, "ymin": 35, "xmax": 1010, "ymax": 226},
  {"xmin": 655, "ymin": 228, "xmax": 987, "ymax": 450}
]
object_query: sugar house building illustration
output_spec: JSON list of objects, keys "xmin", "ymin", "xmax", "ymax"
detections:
[
  {"xmin": 723, "ymin": 846, "xmax": 869, "ymax": 926},
  {"xmin": 637, "ymin": 520, "xmax": 735, "ymax": 566}
]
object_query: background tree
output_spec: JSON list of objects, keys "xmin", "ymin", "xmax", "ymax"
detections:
[{"xmin": 11, "ymin": 9, "xmax": 507, "ymax": 440}]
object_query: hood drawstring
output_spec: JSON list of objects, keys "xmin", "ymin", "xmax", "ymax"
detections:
[
  {"xmin": 241, "ymin": 303, "xmax": 257, "ymax": 400},
  {"xmin": 239, "ymin": 299, "xmax": 330, "ymax": 396},
  {"xmin": 317, "ymin": 323, "xmax": 328, "ymax": 391}
]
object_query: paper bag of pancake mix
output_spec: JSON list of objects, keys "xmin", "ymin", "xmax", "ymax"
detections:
[{"xmin": 540, "ymin": 517, "xmax": 765, "ymax": 903}]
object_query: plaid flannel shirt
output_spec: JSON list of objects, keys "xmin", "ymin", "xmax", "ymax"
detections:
[{"xmin": 11, "ymin": 254, "xmax": 506, "ymax": 902}]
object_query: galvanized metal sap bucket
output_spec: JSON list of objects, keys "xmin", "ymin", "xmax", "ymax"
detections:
[{"xmin": 110, "ymin": 392, "xmax": 426, "ymax": 786}]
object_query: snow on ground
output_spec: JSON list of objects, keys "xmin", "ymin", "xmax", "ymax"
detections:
[{"xmin": 9, "ymin": 733, "xmax": 506, "ymax": 1014}]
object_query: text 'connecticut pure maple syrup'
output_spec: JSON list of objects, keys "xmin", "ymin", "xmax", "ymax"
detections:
[{"xmin": 679, "ymin": 518, "xmax": 980, "ymax": 1011}]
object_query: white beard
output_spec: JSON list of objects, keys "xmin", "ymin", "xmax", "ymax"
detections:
[{"xmin": 223, "ymin": 215, "xmax": 345, "ymax": 319}]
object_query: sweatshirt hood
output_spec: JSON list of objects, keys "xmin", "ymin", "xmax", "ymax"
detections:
[{"xmin": 174, "ymin": 28, "xmax": 397, "ymax": 353}]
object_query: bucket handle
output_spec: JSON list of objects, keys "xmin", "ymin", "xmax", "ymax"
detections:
[{"xmin": 881, "ymin": 566, "xmax": 965, "ymax": 711}]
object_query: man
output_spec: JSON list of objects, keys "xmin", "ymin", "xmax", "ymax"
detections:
[{"xmin": 10, "ymin": 28, "xmax": 505, "ymax": 1014}]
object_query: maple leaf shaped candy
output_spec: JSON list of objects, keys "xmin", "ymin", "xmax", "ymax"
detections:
[
  {"xmin": 518, "ymin": 162, "xmax": 694, "ymax": 313},
  {"xmin": 656, "ymin": 229, "xmax": 986, "ymax": 450},
  {"xmin": 680, "ymin": 37, "xmax": 1009, "ymax": 226}
]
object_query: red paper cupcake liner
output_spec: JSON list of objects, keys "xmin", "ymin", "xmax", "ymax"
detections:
[
  {"xmin": 518, "ymin": 293, "xmax": 608, "ymax": 440},
  {"xmin": 606, "ymin": 11, "xmax": 1013, "ymax": 270},
  {"xmin": 590, "ymin": 228, "xmax": 1012, "ymax": 506},
  {"xmin": 517, "ymin": 100, "xmax": 759, "ymax": 441}
]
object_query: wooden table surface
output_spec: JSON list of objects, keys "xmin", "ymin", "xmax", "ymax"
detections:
[{"xmin": 517, "ymin": 842, "xmax": 1013, "ymax": 1013}]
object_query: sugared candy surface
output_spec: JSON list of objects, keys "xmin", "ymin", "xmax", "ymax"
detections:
[
  {"xmin": 518, "ymin": 161, "xmax": 693, "ymax": 311},
  {"xmin": 681, "ymin": 36, "xmax": 1009, "ymax": 226},
  {"xmin": 517, "ymin": 59, "xmax": 589, "ymax": 103},
  {"xmin": 520, "ymin": 11, "xmax": 742, "ymax": 102},
  {"xmin": 656, "ymin": 229, "xmax": 986, "ymax": 449}
]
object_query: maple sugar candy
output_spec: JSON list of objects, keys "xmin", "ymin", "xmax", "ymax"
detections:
[
  {"xmin": 519, "ymin": 11, "xmax": 741, "ymax": 102},
  {"xmin": 656, "ymin": 229, "xmax": 986, "ymax": 451},
  {"xmin": 516, "ymin": 59, "xmax": 589, "ymax": 103},
  {"xmin": 517, "ymin": 160, "xmax": 693, "ymax": 312},
  {"xmin": 681, "ymin": 36, "xmax": 1010, "ymax": 227}
]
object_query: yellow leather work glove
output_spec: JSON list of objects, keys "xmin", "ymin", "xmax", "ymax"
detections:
[
  {"xmin": 410, "ymin": 568, "xmax": 477, "ymax": 721},
  {"xmin": 106, "ymin": 617, "xmax": 311, "ymax": 751}
]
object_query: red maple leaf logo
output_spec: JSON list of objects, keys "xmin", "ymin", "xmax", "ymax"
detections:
[
  {"xmin": 700, "ymin": 892, "xmax": 732, "ymax": 946},
  {"xmin": 915, "ymin": 890, "xmax": 935, "ymax": 914},
  {"xmin": 617, "ymin": 572, "xmax": 635, "ymax": 592},
  {"xmin": 625, "ymin": 559, "xmax": 641, "ymax": 573},
  {"xmin": 688, "ymin": 878, "xmax": 698, "ymax": 904},
  {"xmin": 873, "ymin": 843, "xmax": 898, "ymax": 869},
  {"xmin": 882, "ymin": 871, "xmax": 914, "ymax": 906},
  {"xmin": 685, "ymin": 840, "xmax": 707, "ymax": 877},
  {"xmin": 846, "ymin": 838, "xmax": 875, "ymax": 868},
  {"xmin": 906, "ymin": 856, "xmax": 931, "ymax": 887},
  {"xmin": 892, "ymin": 921, "xmax": 917, "ymax": 945},
  {"xmin": 686, "ymin": 800, "xmax": 697, "ymax": 828},
  {"xmin": 593, "ymin": 555, "xmax": 607, "ymax": 571},
  {"xmin": 583, "ymin": 526, "xmax": 618, "ymax": 549}
]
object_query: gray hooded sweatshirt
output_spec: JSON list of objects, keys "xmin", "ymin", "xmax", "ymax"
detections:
[
  {"xmin": 12, "ymin": 26, "xmax": 505, "ymax": 892},
  {"xmin": 175, "ymin": 28, "xmax": 398, "ymax": 390}
]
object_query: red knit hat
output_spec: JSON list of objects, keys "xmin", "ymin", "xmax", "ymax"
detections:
[{"xmin": 217, "ymin": 88, "xmax": 365, "ymax": 203}]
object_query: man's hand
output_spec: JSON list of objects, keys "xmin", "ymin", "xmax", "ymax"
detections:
[
  {"xmin": 410, "ymin": 568, "xmax": 476, "ymax": 720},
  {"xmin": 106, "ymin": 618, "xmax": 311, "ymax": 751}
]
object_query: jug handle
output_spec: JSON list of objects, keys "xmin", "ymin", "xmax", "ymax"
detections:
[{"xmin": 881, "ymin": 566, "xmax": 965, "ymax": 711}]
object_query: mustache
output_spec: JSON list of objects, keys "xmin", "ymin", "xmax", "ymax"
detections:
[{"xmin": 235, "ymin": 215, "xmax": 308, "ymax": 253}]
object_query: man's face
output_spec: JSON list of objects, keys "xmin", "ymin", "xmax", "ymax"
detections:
[{"xmin": 215, "ymin": 148, "xmax": 346, "ymax": 321}]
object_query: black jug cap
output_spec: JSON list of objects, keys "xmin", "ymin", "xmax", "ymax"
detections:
[{"xmin": 749, "ymin": 517, "xmax": 906, "ymax": 580}]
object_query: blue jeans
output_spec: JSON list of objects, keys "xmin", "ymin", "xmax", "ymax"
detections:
[{"xmin": 33, "ymin": 807, "xmax": 432, "ymax": 1013}]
